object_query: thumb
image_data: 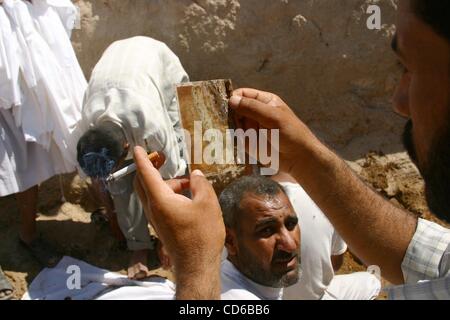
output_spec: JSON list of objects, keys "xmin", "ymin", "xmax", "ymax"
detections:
[{"xmin": 189, "ymin": 170, "xmax": 216, "ymax": 203}]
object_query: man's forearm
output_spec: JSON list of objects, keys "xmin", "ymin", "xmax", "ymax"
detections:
[
  {"xmin": 175, "ymin": 258, "xmax": 222, "ymax": 300},
  {"xmin": 291, "ymin": 141, "xmax": 417, "ymax": 284}
]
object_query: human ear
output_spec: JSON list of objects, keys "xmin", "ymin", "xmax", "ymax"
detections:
[{"xmin": 225, "ymin": 228, "xmax": 238, "ymax": 256}]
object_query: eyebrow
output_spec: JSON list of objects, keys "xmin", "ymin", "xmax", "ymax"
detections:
[
  {"xmin": 255, "ymin": 217, "xmax": 278, "ymax": 230},
  {"xmin": 254, "ymin": 215, "xmax": 298, "ymax": 230}
]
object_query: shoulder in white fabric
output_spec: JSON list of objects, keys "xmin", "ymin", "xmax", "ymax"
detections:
[
  {"xmin": 82, "ymin": 36, "xmax": 189, "ymax": 179},
  {"xmin": 42, "ymin": 0, "xmax": 79, "ymax": 36}
]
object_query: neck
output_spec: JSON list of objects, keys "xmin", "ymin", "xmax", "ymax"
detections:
[{"xmin": 223, "ymin": 259, "xmax": 283, "ymax": 300}]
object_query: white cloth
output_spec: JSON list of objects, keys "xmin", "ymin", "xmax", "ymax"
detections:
[
  {"xmin": 0, "ymin": 0, "xmax": 86, "ymax": 196},
  {"xmin": 280, "ymin": 182, "xmax": 348, "ymax": 300},
  {"xmin": 24, "ymin": 256, "xmax": 281, "ymax": 300},
  {"xmin": 386, "ymin": 277, "xmax": 450, "ymax": 300},
  {"xmin": 0, "ymin": 3, "xmax": 20, "ymax": 110},
  {"xmin": 0, "ymin": 108, "xmax": 67, "ymax": 194},
  {"xmin": 80, "ymin": 36, "xmax": 189, "ymax": 179},
  {"xmin": 23, "ymin": 256, "xmax": 176, "ymax": 300},
  {"xmin": 221, "ymin": 260, "xmax": 284, "ymax": 300},
  {"xmin": 321, "ymin": 272, "xmax": 381, "ymax": 300}
]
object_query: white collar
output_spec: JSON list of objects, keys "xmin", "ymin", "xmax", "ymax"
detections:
[{"xmin": 221, "ymin": 259, "xmax": 283, "ymax": 300}]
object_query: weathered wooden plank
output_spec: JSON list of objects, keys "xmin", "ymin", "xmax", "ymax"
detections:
[{"xmin": 176, "ymin": 79, "xmax": 250, "ymax": 195}]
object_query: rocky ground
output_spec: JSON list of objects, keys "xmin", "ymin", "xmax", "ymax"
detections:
[{"xmin": 1, "ymin": 151, "xmax": 448, "ymax": 300}]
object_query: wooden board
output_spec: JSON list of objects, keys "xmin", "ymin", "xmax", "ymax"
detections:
[{"xmin": 176, "ymin": 79, "xmax": 250, "ymax": 195}]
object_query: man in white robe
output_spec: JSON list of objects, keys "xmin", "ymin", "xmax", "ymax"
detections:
[
  {"xmin": 272, "ymin": 172, "xmax": 381, "ymax": 300},
  {"xmin": 76, "ymin": 36, "xmax": 188, "ymax": 280},
  {"xmin": 218, "ymin": 175, "xmax": 302, "ymax": 300},
  {"xmin": 0, "ymin": 0, "xmax": 86, "ymax": 299}
]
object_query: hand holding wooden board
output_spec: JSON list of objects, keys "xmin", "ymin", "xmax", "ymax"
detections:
[{"xmin": 176, "ymin": 79, "xmax": 250, "ymax": 195}]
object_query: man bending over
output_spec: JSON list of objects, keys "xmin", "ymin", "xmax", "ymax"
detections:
[{"xmin": 76, "ymin": 36, "xmax": 188, "ymax": 279}]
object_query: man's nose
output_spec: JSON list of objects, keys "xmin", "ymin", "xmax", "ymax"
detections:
[
  {"xmin": 276, "ymin": 229, "xmax": 298, "ymax": 253},
  {"xmin": 392, "ymin": 77, "xmax": 410, "ymax": 118}
]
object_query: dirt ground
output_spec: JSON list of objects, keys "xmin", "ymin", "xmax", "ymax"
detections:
[
  {"xmin": 0, "ymin": 174, "xmax": 169, "ymax": 300},
  {"xmin": 1, "ymin": 151, "xmax": 448, "ymax": 299}
]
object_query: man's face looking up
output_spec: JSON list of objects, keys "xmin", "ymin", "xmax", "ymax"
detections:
[
  {"xmin": 392, "ymin": 0, "xmax": 450, "ymax": 222},
  {"xmin": 226, "ymin": 191, "xmax": 301, "ymax": 288}
]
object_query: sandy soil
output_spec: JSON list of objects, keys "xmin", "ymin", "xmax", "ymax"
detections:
[
  {"xmin": 0, "ymin": 174, "xmax": 169, "ymax": 300},
  {"xmin": 1, "ymin": 152, "xmax": 448, "ymax": 299}
]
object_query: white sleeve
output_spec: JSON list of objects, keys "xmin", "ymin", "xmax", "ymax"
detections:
[
  {"xmin": 331, "ymin": 230, "xmax": 347, "ymax": 256},
  {"xmin": 45, "ymin": 0, "xmax": 79, "ymax": 36}
]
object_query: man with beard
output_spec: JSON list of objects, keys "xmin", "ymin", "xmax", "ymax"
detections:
[
  {"xmin": 132, "ymin": 0, "xmax": 450, "ymax": 300},
  {"xmin": 218, "ymin": 176, "xmax": 301, "ymax": 299},
  {"xmin": 225, "ymin": 0, "xmax": 450, "ymax": 300}
]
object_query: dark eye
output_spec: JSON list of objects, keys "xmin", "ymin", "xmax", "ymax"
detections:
[
  {"xmin": 259, "ymin": 227, "xmax": 275, "ymax": 238},
  {"xmin": 285, "ymin": 216, "xmax": 298, "ymax": 231},
  {"xmin": 286, "ymin": 221, "xmax": 297, "ymax": 231}
]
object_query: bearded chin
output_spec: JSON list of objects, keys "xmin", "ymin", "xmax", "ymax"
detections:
[
  {"xmin": 403, "ymin": 120, "xmax": 450, "ymax": 223},
  {"xmin": 422, "ymin": 143, "xmax": 450, "ymax": 224},
  {"xmin": 402, "ymin": 121, "xmax": 418, "ymax": 165}
]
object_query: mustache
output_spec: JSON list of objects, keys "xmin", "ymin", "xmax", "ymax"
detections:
[{"xmin": 272, "ymin": 250, "xmax": 297, "ymax": 262}]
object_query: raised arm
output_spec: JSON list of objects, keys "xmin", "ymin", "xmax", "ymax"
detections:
[
  {"xmin": 133, "ymin": 146, "xmax": 225, "ymax": 299},
  {"xmin": 229, "ymin": 88, "xmax": 417, "ymax": 284}
]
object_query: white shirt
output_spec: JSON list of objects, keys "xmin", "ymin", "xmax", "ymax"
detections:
[
  {"xmin": 80, "ymin": 36, "xmax": 189, "ymax": 179},
  {"xmin": 280, "ymin": 182, "xmax": 348, "ymax": 300},
  {"xmin": 221, "ymin": 260, "xmax": 284, "ymax": 300}
]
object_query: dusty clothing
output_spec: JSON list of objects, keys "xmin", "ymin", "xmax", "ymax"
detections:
[{"xmin": 108, "ymin": 171, "xmax": 153, "ymax": 251}]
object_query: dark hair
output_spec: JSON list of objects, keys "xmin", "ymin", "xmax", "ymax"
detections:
[
  {"xmin": 219, "ymin": 175, "xmax": 286, "ymax": 229},
  {"xmin": 412, "ymin": 0, "xmax": 450, "ymax": 43},
  {"xmin": 77, "ymin": 122, "xmax": 127, "ymax": 178}
]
